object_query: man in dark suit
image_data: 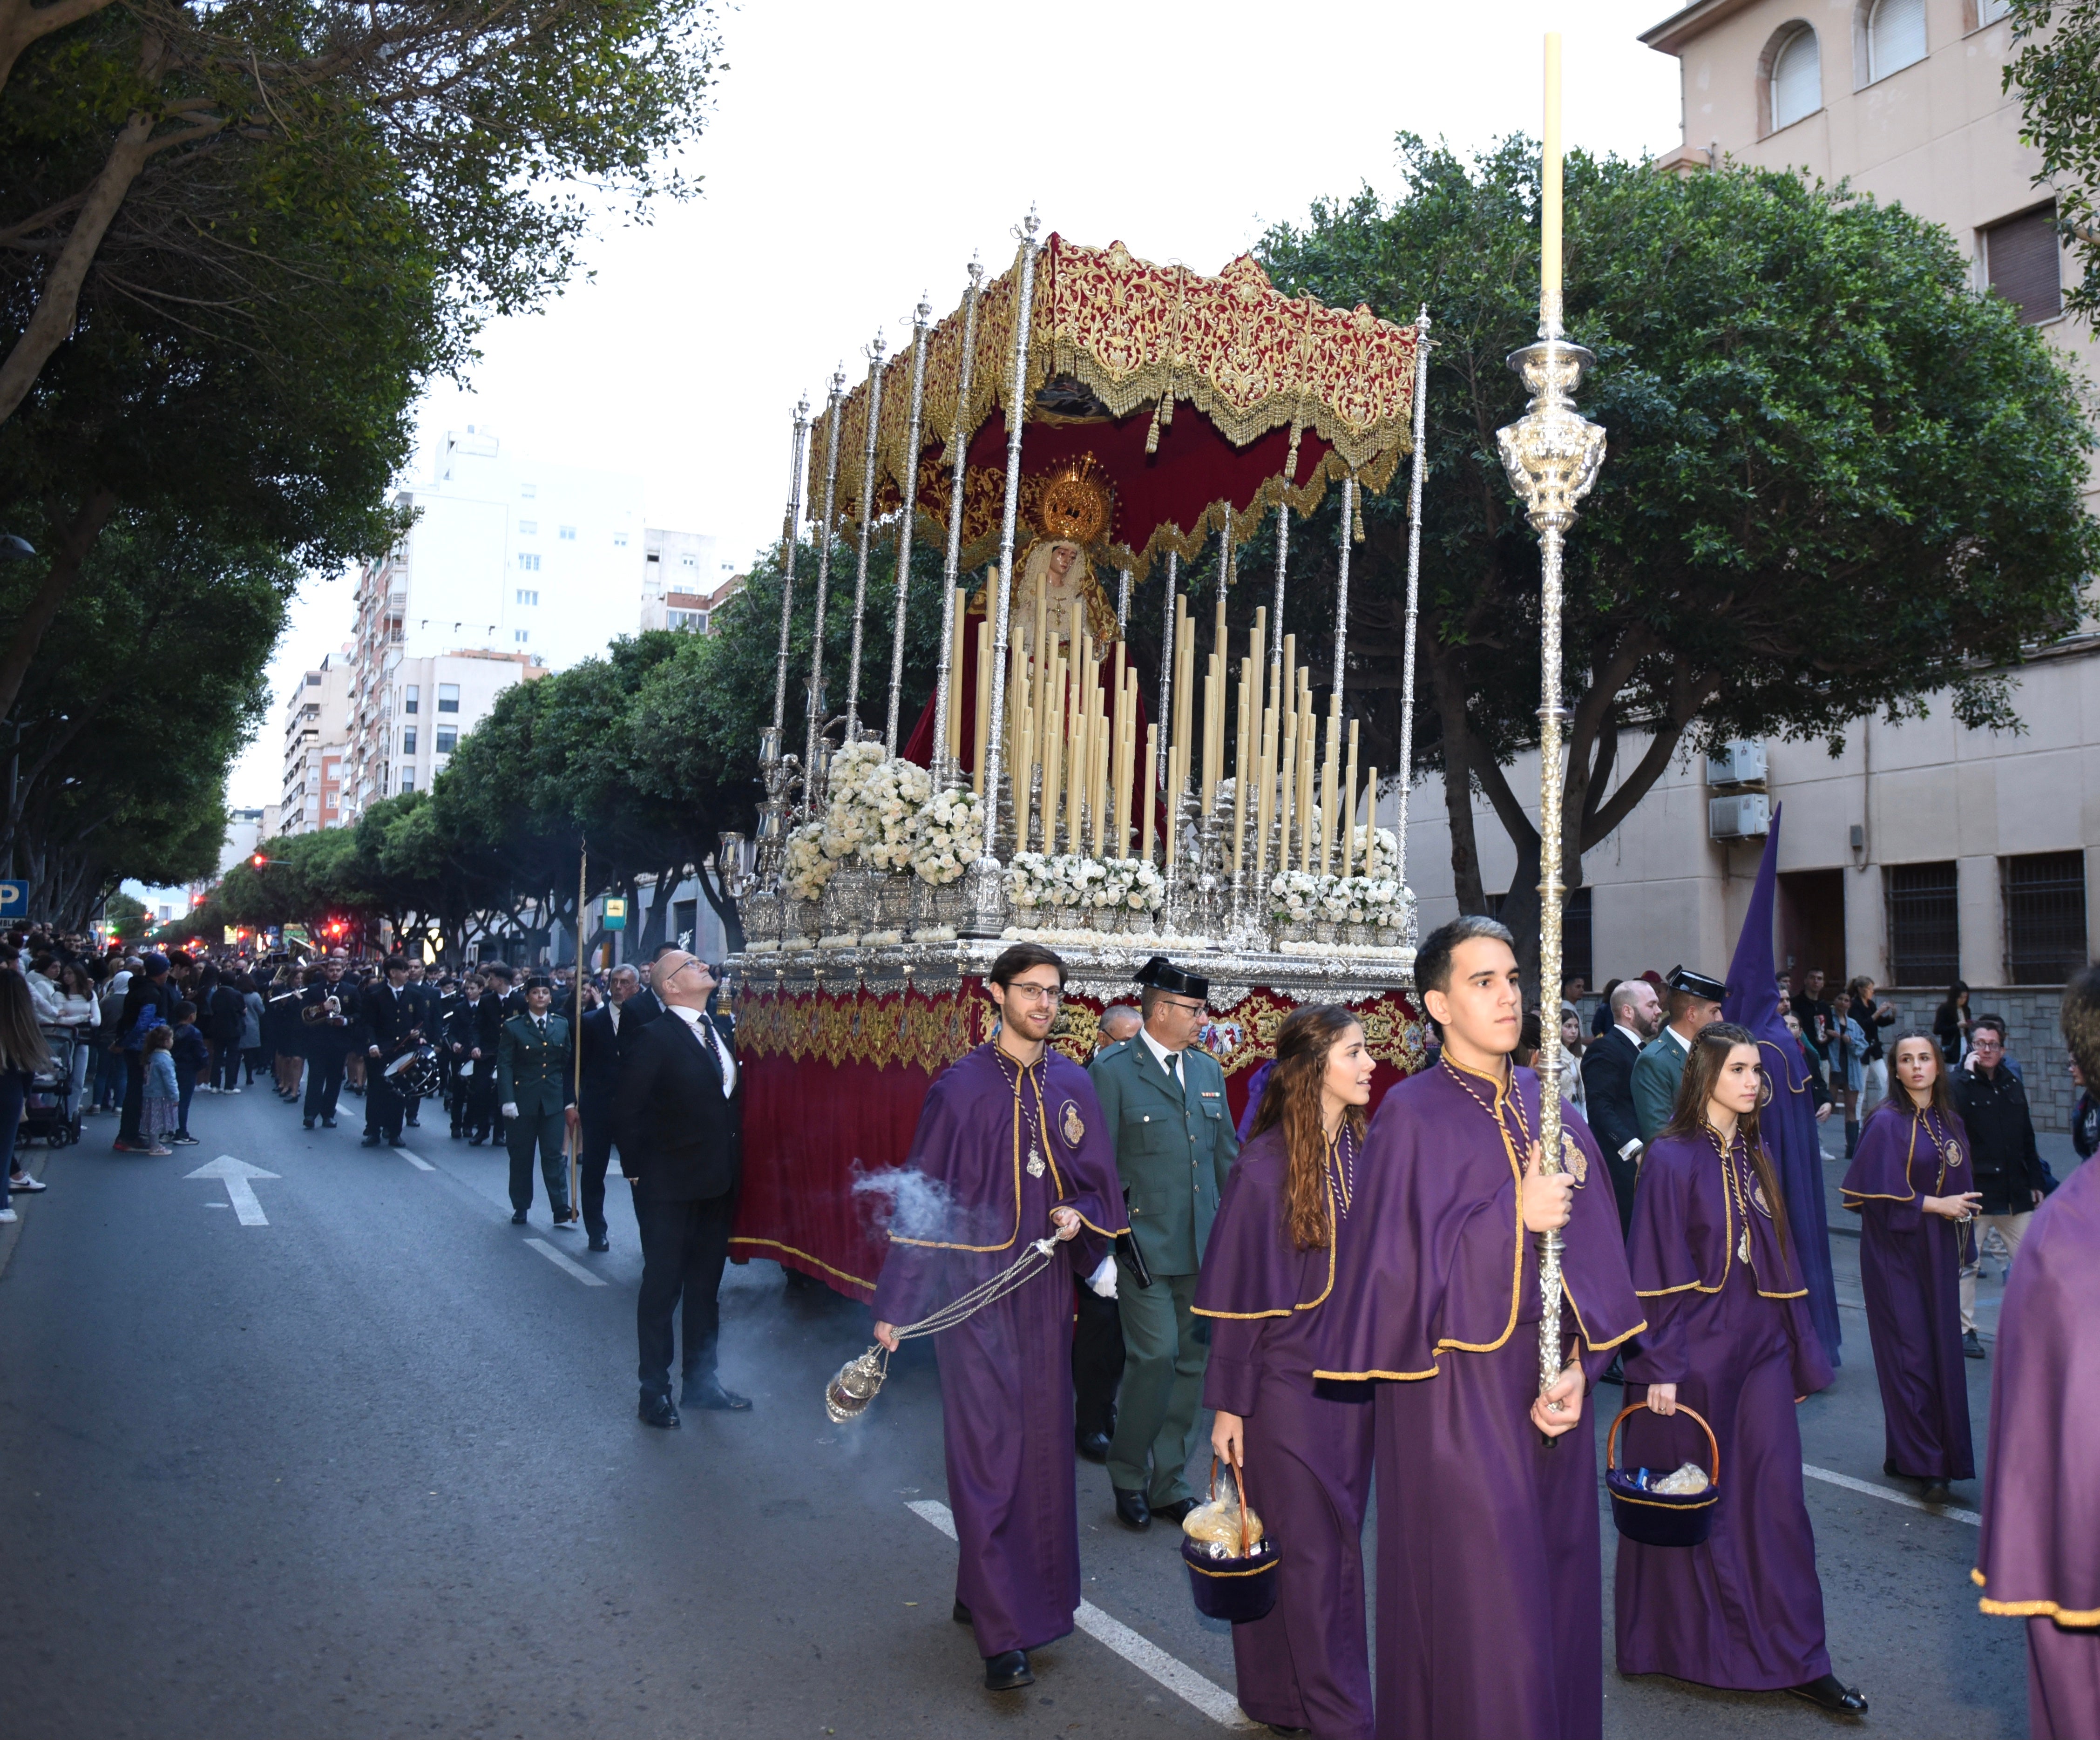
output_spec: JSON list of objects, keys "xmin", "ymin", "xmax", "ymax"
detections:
[
  {"xmin": 616, "ymin": 949, "xmax": 745, "ymax": 1428},
  {"xmin": 298, "ymin": 955, "xmax": 360, "ymax": 1131},
  {"xmin": 460, "ymin": 965, "xmax": 512, "ymax": 1144},
  {"xmin": 1579, "ymin": 976, "xmax": 1663, "ymax": 1233},
  {"xmin": 576, "ymin": 963, "xmax": 661, "ymax": 1253},
  {"xmin": 398, "ymin": 960, "xmax": 442, "ymax": 1128},
  {"xmin": 356, "ymin": 955, "xmax": 426, "ymax": 1148}
]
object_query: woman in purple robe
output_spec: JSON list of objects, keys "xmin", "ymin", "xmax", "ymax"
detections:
[
  {"xmin": 1196, "ymin": 1005, "xmax": 1378, "ymax": 1740},
  {"xmin": 1617, "ymin": 1021, "xmax": 1865, "ymax": 1713},
  {"xmin": 1973, "ymin": 965, "xmax": 2100, "ymax": 1740},
  {"xmin": 1839, "ymin": 1030, "xmax": 1979, "ymax": 1494},
  {"xmin": 871, "ymin": 945, "xmax": 1125, "ymax": 1694}
]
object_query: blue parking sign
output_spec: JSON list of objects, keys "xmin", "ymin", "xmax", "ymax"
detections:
[{"xmin": 0, "ymin": 881, "xmax": 27, "ymax": 919}]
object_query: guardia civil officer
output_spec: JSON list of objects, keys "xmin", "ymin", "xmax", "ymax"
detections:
[
  {"xmin": 495, "ymin": 974, "xmax": 579, "ymax": 1228},
  {"xmin": 1087, "ymin": 956, "xmax": 1237, "ymax": 1530},
  {"xmin": 1631, "ymin": 964, "xmax": 1727, "ymax": 1142}
]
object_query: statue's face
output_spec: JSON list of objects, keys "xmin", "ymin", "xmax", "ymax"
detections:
[{"xmin": 1048, "ymin": 542, "xmax": 1077, "ymax": 583}]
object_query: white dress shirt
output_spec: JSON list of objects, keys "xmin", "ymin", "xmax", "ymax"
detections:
[
  {"xmin": 1138, "ymin": 1025, "xmax": 1184, "ymax": 1089},
  {"xmin": 668, "ymin": 1002, "xmax": 736, "ymax": 1098}
]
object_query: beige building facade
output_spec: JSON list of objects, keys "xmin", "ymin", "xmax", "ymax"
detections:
[{"xmin": 1400, "ymin": 0, "xmax": 2097, "ymax": 1128}]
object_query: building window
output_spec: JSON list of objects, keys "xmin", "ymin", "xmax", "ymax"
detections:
[
  {"xmin": 668, "ymin": 609, "xmax": 708, "ymax": 633},
  {"xmin": 614, "ymin": 532, "xmax": 629, "ymax": 547},
  {"xmin": 518, "ymin": 519, "xmax": 537, "ymax": 535},
  {"xmin": 1866, "ymin": 0, "xmax": 1927, "ymax": 83},
  {"xmin": 518, "ymin": 553, "xmax": 541, "ymax": 572},
  {"xmin": 399, "ymin": 765, "xmax": 415, "ymax": 793},
  {"xmin": 438, "ymin": 684, "xmax": 459, "ymax": 713},
  {"xmin": 680, "ymin": 553, "xmax": 698, "ymax": 571},
  {"xmin": 521, "ymin": 483, "xmax": 536, "ymax": 499},
  {"xmin": 2005, "ymin": 852, "xmax": 2086, "ymax": 985},
  {"xmin": 559, "ymin": 525, "xmax": 576, "ymax": 541},
  {"xmin": 401, "ymin": 725, "xmax": 418, "ymax": 755},
  {"xmin": 516, "ymin": 588, "xmax": 539, "ymax": 605},
  {"xmin": 1983, "ymin": 203, "xmax": 2064, "ymax": 324},
  {"xmin": 1886, "ymin": 861, "xmax": 1960, "ymax": 987},
  {"xmin": 403, "ymin": 684, "xmax": 418, "ymax": 715},
  {"xmin": 1976, "ymin": 0, "xmax": 2011, "ymax": 19},
  {"xmin": 1767, "ymin": 25, "xmax": 1821, "ymax": 133},
  {"xmin": 436, "ymin": 725, "xmax": 458, "ymax": 753},
  {"xmin": 515, "ymin": 630, "xmax": 529, "ymax": 644}
]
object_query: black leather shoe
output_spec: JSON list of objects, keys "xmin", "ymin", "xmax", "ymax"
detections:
[
  {"xmin": 405, "ymin": 1117, "xmax": 420, "ymax": 1127},
  {"xmin": 1963, "ymin": 1329, "xmax": 1986, "ymax": 1360},
  {"xmin": 983, "ymin": 1649, "xmax": 1032, "ymax": 1691},
  {"xmin": 588, "ymin": 1236, "xmax": 610, "ymax": 1253},
  {"xmin": 1151, "ymin": 1497, "xmax": 1198, "ymax": 1526},
  {"xmin": 321, "ymin": 1117, "xmax": 337, "ymax": 1128},
  {"xmin": 1076, "ymin": 1428, "xmax": 1111, "ymax": 1463},
  {"xmin": 467, "ymin": 1135, "xmax": 484, "ymax": 1146},
  {"xmin": 952, "ymin": 1599, "xmax": 972, "ymax": 1625},
  {"xmin": 360, "ymin": 1134, "xmax": 382, "ymax": 1147},
  {"xmin": 1787, "ymin": 1674, "xmax": 1867, "ymax": 1714},
  {"xmin": 683, "ymin": 1376, "xmax": 752, "ymax": 1412},
  {"xmin": 511, "ymin": 1209, "xmax": 528, "ymax": 1225},
  {"xmin": 1113, "ymin": 1487, "xmax": 1151, "ymax": 1530},
  {"xmin": 637, "ymin": 1390, "xmax": 680, "ymax": 1429},
  {"xmin": 302, "ymin": 1117, "xmax": 314, "ymax": 1130}
]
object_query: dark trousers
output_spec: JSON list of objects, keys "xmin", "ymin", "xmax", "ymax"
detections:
[
  {"xmin": 463, "ymin": 1069, "xmax": 495, "ymax": 1140},
  {"xmin": 303, "ymin": 1050, "xmax": 347, "ymax": 1121},
  {"xmin": 635, "ymin": 1191, "xmax": 734, "ymax": 1396},
  {"xmin": 1073, "ymin": 1279, "xmax": 1125, "ymax": 1439},
  {"xmin": 212, "ymin": 1045, "xmax": 243, "ymax": 1090},
  {"xmin": 120, "ymin": 1052, "xmax": 146, "ymax": 1143},
  {"xmin": 176, "ymin": 1071, "xmax": 196, "ymax": 1136},
  {"xmin": 95, "ymin": 1045, "xmax": 123, "ymax": 1110},
  {"xmin": 365, "ymin": 1070, "xmax": 404, "ymax": 1143},
  {"xmin": 577, "ymin": 1110, "xmax": 615, "ymax": 1240},
  {"xmin": 505, "ymin": 1108, "xmax": 571, "ymax": 1215}
]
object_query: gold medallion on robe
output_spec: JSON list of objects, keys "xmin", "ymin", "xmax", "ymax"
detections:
[
  {"xmin": 1945, "ymin": 1142, "xmax": 1964, "ymax": 1170},
  {"xmin": 1560, "ymin": 1128, "xmax": 1588, "ymax": 1185},
  {"xmin": 1060, "ymin": 1099, "xmax": 1086, "ymax": 1148},
  {"xmin": 1751, "ymin": 1180, "xmax": 1773, "ymax": 1218}
]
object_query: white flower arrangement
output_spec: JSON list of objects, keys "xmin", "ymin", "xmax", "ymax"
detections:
[
  {"xmin": 911, "ymin": 786, "xmax": 983, "ymax": 886},
  {"xmin": 1004, "ymin": 853, "xmax": 1167, "ymax": 917},
  {"xmin": 1270, "ymin": 870, "xmax": 1415, "ymax": 928},
  {"xmin": 783, "ymin": 821, "xmax": 836, "ymax": 901},
  {"xmin": 1269, "ymin": 869, "xmax": 1323, "ymax": 923},
  {"xmin": 1352, "ymin": 825, "xmax": 1400, "ymax": 878}
]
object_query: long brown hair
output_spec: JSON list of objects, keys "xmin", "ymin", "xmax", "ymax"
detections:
[
  {"xmin": 1881, "ymin": 1028, "xmax": 1958, "ymax": 1124},
  {"xmin": 1660, "ymin": 1019, "xmax": 1792, "ymax": 1261},
  {"xmin": 1249, "ymin": 1004, "xmax": 1368, "ymax": 1252},
  {"xmin": 0, "ymin": 971, "xmax": 51, "ymax": 1075}
]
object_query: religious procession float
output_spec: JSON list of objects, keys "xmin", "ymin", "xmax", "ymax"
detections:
[{"xmin": 719, "ymin": 218, "xmax": 1443, "ymax": 1298}]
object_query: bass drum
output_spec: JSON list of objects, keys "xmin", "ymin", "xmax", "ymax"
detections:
[{"xmin": 397, "ymin": 1044, "xmax": 444, "ymax": 1100}]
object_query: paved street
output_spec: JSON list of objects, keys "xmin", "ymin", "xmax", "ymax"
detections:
[{"xmin": 0, "ymin": 1088, "xmax": 2059, "ymax": 1739}]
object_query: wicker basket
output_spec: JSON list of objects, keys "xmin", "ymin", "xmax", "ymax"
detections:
[{"xmin": 1606, "ymin": 1402, "xmax": 1721, "ymax": 1549}]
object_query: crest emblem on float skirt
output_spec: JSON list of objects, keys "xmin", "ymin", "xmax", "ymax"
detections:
[{"xmin": 1061, "ymin": 1100, "xmax": 1086, "ymax": 1148}]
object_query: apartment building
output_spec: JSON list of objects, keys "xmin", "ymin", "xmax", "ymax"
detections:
[
  {"xmin": 279, "ymin": 654, "xmax": 352, "ymax": 835},
  {"xmin": 639, "ymin": 528, "xmax": 741, "ymax": 632},
  {"xmin": 1399, "ymin": 0, "xmax": 2098, "ymax": 1127}
]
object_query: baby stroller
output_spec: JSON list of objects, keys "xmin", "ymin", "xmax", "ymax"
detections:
[{"xmin": 23, "ymin": 1026, "xmax": 81, "ymax": 1148}]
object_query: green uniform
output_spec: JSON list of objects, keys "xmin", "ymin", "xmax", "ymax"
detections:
[
  {"xmin": 496, "ymin": 1011, "xmax": 575, "ymax": 1219},
  {"xmin": 1088, "ymin": 1033, "xmax": 1238, "ymax": 1505},
  {"xmin": 1631, "ymin": 1028, "xmax": 1693, "ymax": 1143}
]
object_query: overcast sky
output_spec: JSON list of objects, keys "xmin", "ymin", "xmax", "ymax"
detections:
[{"xmin": 228, "ymin": 0, "xmax": 1686, "ymax": 811}]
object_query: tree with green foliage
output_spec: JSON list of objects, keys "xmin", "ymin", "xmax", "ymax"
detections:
[
  {"xmin": 2004, "ymin": 0, "xmax": 2100, "ymax": 318},
  {"xmin": 101, "ymin": 887, "xmax": 146, "ymax": 942},
  {"xmin": 1255, "ymin": 140, "xmax": 2100, "ymax": 976}
]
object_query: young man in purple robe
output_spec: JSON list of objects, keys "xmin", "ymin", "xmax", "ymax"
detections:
[
  {"xmin": 1315, "ymin": 916, "xmax": 1644, "ymax": 1740},
  {"xmin": 1198, "ymin": 1004, "xmax": 1379, "ymax": 1739},
  {"xmin": 1973, "ymin": 964, "xmax": 2100, "ymax": 1740},
  {"xmin": 871, "ymin": 943, "xmax": 1125, "ymax": 1694},
  {"xmin": 1617, "ymin": 1022, "xmax": 1865, "ymax": 1714},
  {"xmin": 1841, "ymin": 1030, "xmax": 1978, "ymax": 1495}
]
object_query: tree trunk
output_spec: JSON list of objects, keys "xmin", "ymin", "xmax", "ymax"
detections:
[
  {"xmin": 1426, "ymin": 642, "xmax": 1489, "ymax": 915},
  {"xmin": 0, "ymin": 0, "xmax": 119, "ymax": 96},
  {"xmin": 695, "ymin": 858, "xmax": 744, "ymax": 956}
]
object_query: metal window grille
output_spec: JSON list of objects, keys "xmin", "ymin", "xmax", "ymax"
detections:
[
  {"xmin": 1985, "ymin": 203, "xmax": 2063, "ymax": 324},
  {"xmin": 2005, "ymin": 852, "xmax": 2087, "ymax": 986},
  {"xmin": 1885, "ymin": 861, "xmax": 1959, "ymax": 987}
]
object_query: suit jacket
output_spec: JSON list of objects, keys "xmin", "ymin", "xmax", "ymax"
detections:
[
  {"xmin": 1580, "ymin": 1024, "xmax": 1644, "ymax": 1232},
  {"xmin": 355, "ymin": 982, "xmax": 425, "ymax": 1061},
  {"xmin": 578, "ymin": 995, "xmax": 661, "ymax": 1117},
  {"xmin": 1088, "ymin": 1035, "xmax": 1237, "ymax": 1278},
  {"xmin": 495, "ymin": 1013, "xmax": 575, "ymax": 1117},
  {"xmin": 1631, "ymin": 1029, "xmax": 1691, "ymax": 1142},
  {"xmin": 298, "ymin": 980, "xmax": 360, "ymax": 1055},
  {"xmin": 613, "ymin": 1008, "xmax": 741, "ymax": 1201}
]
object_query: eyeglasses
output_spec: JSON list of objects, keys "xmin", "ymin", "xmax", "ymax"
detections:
[
  {"xmin": 1155, "ymin": 996, "xmax": 1204, "ymax": 1016},
  {"xmin": 1003, "ymin": 982, "xmax": 1063, "ymax": 1005}
]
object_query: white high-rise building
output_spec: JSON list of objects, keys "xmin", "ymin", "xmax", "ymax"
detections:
[{"xmin": 279, "ymin": 654, "xmax": 352, "ymax": 835}]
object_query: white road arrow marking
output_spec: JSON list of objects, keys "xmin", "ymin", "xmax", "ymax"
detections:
[{"xmin": 185, "ymin": 1155, "xmax": 280, "ymax": 1226}]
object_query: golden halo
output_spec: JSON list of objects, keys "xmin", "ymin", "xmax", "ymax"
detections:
[{"xmin": 1033, "ymin": 455, "xmax": 1115, "ymax": 548}]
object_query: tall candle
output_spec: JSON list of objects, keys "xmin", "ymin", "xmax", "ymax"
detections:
[
  {"xmin": 972, "ymin": 618, "xmax": 991, "ymax": 796},
  {"xmin": 1143, "ymin": 723, "xmax": 1158, "ymax": 863},
  {"xmin": 1342, "ymin": 718, "xmax": 1360, "ymax": 877},
  {"xmin": 1543, "ymin": 31, "xmax": 1563, "ymax": 307},
  {"xmin": 946, "ymin": 589, "xmax": 967, "ymax": 761}
]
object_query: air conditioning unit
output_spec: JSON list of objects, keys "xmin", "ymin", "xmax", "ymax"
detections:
[
  {"xmin": 1706, "ymin": 738, "xmax": 1768, "ymax": 787},
  {"xmin": 1709, "ymin": 793, "xmax": 1771, "ymax": 841}
]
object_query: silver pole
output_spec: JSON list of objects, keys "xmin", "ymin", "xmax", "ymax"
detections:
[
  {"xmin": 771, "ymin": 396, "xmax": 809, "ymax": 733},
  {"xmin": 1157, "ymin": 549, "xmax": 1178, "ymax": 794},
  {"xmin": 1269, "ymin": 501, "xmax": 1288, "ymax": 688},
  {"xmin": 1393, "ymin": 309, "xmax": 1432, "ymax": 885},
  {"xmin": 978, "ymin": 211, "xmax": 1042, "ymax": 866},
  {"xmin": 930, "ymin": 261, "xmax": 984, "ymax": 794},
  {"xmin": 1116, "ymin": 567, "xmax": 1131, "ymax": 634},
  {"xmin": 884, "ymin": 298, "xmax": 933, "ymax": 754},
  {"xmin": 804, "ymin": 367, "xmax": 847, "ymax": 800},
  {"xmin": 1332, "ymin": 475, "xmax": 1355, "ymax": 705},
  {"xmin": 843, "ymin": 333, "xmax": 887, "ymax": 741}
]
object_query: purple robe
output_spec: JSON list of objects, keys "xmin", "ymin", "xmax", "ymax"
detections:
[
  {"xmin": 1194, "ymin": 1124, "xmax": 1374, "ymax": 1740},
  {"xmin": 1974, "ymin": 1146, "xmax": 2100, "ymax": 1740},
  {"xmin": 871, "ymin": 1043, "xmax": 1123, "ymax": 1658},
  {"xmin": 1617, "ymin": 1129, "xmax": 1836, "ymax": 1689},
  {"xmin": 1316, "ymin": 1061, "xmax": 1645, "ymax": 1740},
  {"xmin": 1840, "ymin": 1101, "xmax": 1976, "ymax": 1480}
]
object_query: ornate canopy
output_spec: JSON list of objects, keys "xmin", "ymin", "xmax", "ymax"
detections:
[{"xmin": 809, "ymin": 235, "xmax": 1422, "ymax": 579}]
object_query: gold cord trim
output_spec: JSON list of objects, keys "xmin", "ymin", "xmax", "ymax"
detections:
[{"xmin": 726, "ymin": 1237, "xmax": 877, "ymax": 1292}]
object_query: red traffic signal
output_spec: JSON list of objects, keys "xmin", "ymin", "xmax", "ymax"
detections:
[{"xmin": 250, "ymin": 852, "xmax": 269, "ymax": 869}]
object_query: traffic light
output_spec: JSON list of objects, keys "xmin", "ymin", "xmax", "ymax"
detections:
[{"xmin": 250, "ymin": 851, "xmax": 269, "ymax": 870}]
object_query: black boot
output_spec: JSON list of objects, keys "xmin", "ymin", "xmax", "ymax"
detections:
[
  {"xmin": 1844, "ymin": 1119, "xmax": 1860, "ymax": 1158},
  {"xmin": 982, "ymin": 1650, "xmax": 1032, "ymax": 1691}
]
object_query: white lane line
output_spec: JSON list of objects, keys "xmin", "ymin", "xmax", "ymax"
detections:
[
  {"xmin": 1802, "ymin": 1464, "xmax": 1980, "ymax": 1525},
  {"xmin": 392, "ymin": 1146, "xmax": 436, "ymax": 1171},
  {"xmin": 524, "ymin": 1237, "xmax": 607, "ymax": 1286},
  {"xmin": 905, "ymin": 1499, "xmax": 1257, "ymax": 1729}
]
